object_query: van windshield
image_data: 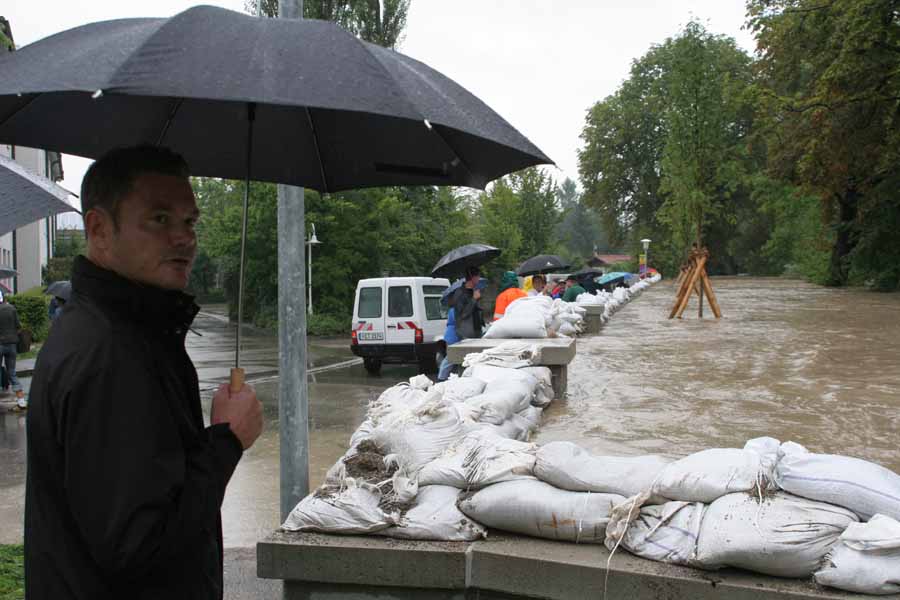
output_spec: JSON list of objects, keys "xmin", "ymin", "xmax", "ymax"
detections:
[{"xmin": 358, "ymin": 287, "xmax": 382, "ymax": 318}]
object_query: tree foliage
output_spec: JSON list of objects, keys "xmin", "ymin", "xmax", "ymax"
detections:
[{"xmin": 747, "ymin": 0, "xmax": 900, "ymax": 288}]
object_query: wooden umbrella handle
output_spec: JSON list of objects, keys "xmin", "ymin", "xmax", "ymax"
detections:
[{"xmin": 230, "ymin": 367, "xmax": 245, "ymax": 393}]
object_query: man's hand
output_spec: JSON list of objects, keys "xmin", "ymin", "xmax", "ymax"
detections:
[
  {"xmin": 474, "ymin": 289, "xmax": 482, "ymax": 301},
  {"xmin": 211, "ymin": 383, "xmax": 263, "ymax": 450}
]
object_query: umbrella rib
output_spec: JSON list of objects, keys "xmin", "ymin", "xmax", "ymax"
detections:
[
  {"xmin": 155, "ymin": 98, "xmax": 185, "ymax": 147},
  {"xmin": 427, "ymin": 124, "xmax": 480, "ymax": 188},
  {"xmin": 304, "ymin": 107, "xmax": 329, "ymax": 194}
]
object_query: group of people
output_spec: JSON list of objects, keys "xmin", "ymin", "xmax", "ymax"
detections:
[{"xmin": 435, "ymin": 268, "xmax": 590, "ymax": 381}]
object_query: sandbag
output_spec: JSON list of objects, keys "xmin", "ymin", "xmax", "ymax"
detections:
[
  {"xmin": 814, "ymin": 514, "xmax": 900, "ymax": 595},
  {"xmin": 408, "ymin": 374, "xmax": 433, "ymax": 390},
  {"xmin": 461, "ymin": 340, "xmax": 542, "ymax": 369},
  {"xmin": 695, "ymin": 491, "xmax": 859, "ymax": 577},
  {"xmin": 516, "ymin": 406, "xmax": 543, "ymax": 432},
  {"xmin": 653, "ymin": 448, "xmax": 769, "ymax": 503},
  {"xmin": 535, "ymin": 441, "xmax": 671, "ymax": 498},
  {"xmin": 379, "ymin": 485, "xmax": 487, "ymax": 542},
  {"xmin": 605, "ymin": 500, "xmax": 706, "ymax": 566},
  {"xmin": 775, "ymin": 443, "xmax": 900, "ymax": 521},
  {"xmin": 369, "ymin": 403, "xmax": 467, "ymax": 474},
  {"xmin": 465, "ymin": 387, "xmax": 532, "ymax": 425},
  {"xmin": 458, "ymin": 479, "xmax": 625, "ymax": 543},
  {"xmin": 417, "ymin": 431, "xmax": 536, "ymax": 489},
  {"xmin": 520, "ymin": 366, "xmax": 554, "ymax": 407},
  {"xmin": 432, "ymin": 376, "xmax": 486, "ymax": 403},
  {"xmin": 464, "ymin": 364, "xmax": 539, "ymax": 393},
  {"xmin": 483, "ymin": 314, "xmax": 547, "ymax": 339},
  {"xmin": 282, "ymin": 479, "xmax": 399, "ymax": 534}
]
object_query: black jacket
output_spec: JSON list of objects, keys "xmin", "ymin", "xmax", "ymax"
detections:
[
  {"xmin": 25, "ymin": 256, "xmax": 243, "ymax": 600},
  {"xmin": 0, "ymin": 301, "xmax": 20, "ymax": 345},
  {"xmin": 451, "ymin": 286, "xmax": 483, "ymax": 340}
]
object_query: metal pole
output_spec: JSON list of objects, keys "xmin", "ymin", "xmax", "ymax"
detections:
[
  {"xmin": 307, "ymin": 241, "xmax": 313, "ymax": 316},
  {"xmin": 277, "ymin": 0, "xmax": 308, "ymax": 522}
]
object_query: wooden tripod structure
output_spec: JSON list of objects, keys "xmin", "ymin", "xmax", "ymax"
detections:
[{"xmin": 670, "ymin": 247, "xmax": 722, "ymax": 319}]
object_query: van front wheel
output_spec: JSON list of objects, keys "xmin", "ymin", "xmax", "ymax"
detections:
[{"xmin": 363, "ymin": 358, "xmax": 382, "ymax": 375}]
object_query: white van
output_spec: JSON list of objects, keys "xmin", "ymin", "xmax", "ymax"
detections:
[{"xmin": 350, "ymin": 276, "xmax": 451, "ymax": 374}]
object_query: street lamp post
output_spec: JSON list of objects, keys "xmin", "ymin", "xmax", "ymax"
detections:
[
  {"xmin": 307, "ymin": 223, "xmax": 321, "ymax": 315},
  {"xmin": 640, "ymin": 238, "xmax": 651, "ymax": 276}
]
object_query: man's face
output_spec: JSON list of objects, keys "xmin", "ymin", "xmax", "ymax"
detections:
[
  {"xmin": 95, "ymin": 173, "xmax": 199, "ymax": 291},
  {"xmin": 466, "ymin": 273, "xmax": 481, "ymax": 288},
  {"xmin": 533, "ymin": 279, "xmax": 545, "ymax": 292},
  {"xmin": 566, "ymin": 279, "xmax": 575, "ymax": 288}
]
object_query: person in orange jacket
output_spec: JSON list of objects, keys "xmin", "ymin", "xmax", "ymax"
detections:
[{"xmin": 492, "ymin": 271, "xmax": 527, "ymax": 321}]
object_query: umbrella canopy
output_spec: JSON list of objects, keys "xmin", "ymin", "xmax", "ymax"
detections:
[
  {"xmin": 0, "ymin": 153, "xmax": 77, "ymax": 237},
  {"xmin": 0, "ymin": 6, "xmax": 552, "ymax": 192},
  {"xmin": 45, "ymin": 280, "xmax": 72, "ymax": 301},
  {"xmin": 0, "ymin": 266, "xmax": 16, "ymax": 279},
  {"xmin": 431, "ymin": 244, "xmax": 501, "ymax": 279},
  {"xmin": 598, "ymin": 271, "xmax": 630, "ymax": 285},
  {"xmin": 516, "ymin": 254, "xmax": 570, "ymax": 276},
  {"xmin": 571, "ymin": 267, "xmax": 605, "ymax": 280}
]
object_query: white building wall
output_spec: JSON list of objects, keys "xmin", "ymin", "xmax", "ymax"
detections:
[{"xmin": 1, "ymin": 144, "xmax": 56, "ymax": 293}]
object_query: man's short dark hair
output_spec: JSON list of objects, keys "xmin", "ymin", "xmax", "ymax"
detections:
[
  {"xmin": 81, "ymin": 145, "xmax": 190, "ymax": 230},
  {"xmin": 532, "ymin": 274, "xmax": 546, "ymax": 285},
  {"xmin": 464, "ymin": 266, "xmax": 481, "ymax": 281}
]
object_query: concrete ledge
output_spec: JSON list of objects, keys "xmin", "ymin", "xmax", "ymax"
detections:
[
  {"xmin": 259, "ymin": 530, "xmax": 899, "ymax": 600},
  {"xmin": 580, "ymin": 305, "xmax": 605, "ymax": 334},
  {"xmin": 446, "ymin": 338, "xmax": 576, "ymax": 366},
  {"xmin": 257, "ymin": 531, "xmax": 469, "ymax": 590}
]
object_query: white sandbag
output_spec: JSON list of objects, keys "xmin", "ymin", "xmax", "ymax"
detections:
[
  {"xmin": 466, "ymin": 416, "xmax": 531, "ymax": 442},
  {"xmin": 814, "ymin": 514, "xmax": 900, "ymax": 595},
  {"xmin": 695, "ymin": 491, "xmax": 859, "ymax": 577},
  {"xmin": 775, "ymin": 444, "xmax": 900, "ymax": 521},
  {"xmin": 464, "ymin": 364, "xmax": 539, "ymax": 392},
  {"xmin": 417, "ymin": 431, "xmax": 536, "ymax": 489},
  {"xmin": 465, "ymin": 387, "xmax": 532, "ymax": 425},
  {"xmin": 505, "ymin": 295, "xmax": 554, "ymax": 323},
  {"xmin": 367, "ymin": 384, "xmax": 429, "ymax": 426},
  {"xmin": 743, "ymin": 436, "xmax": 781, "ymax": 473},
  {"xmin": 605, "ymin": 500, "xmax": 706, "ymax": 565},
  {"xmin": 483, "ymin": 314, "xmax": 547, "ymax": 339},
  {"xmin": 461, "ymin": 340, "xmax": 542, "ymax": 369},
  {"xmin": 535, "ymin": 441, "xmax": 671, "ymax": 498},
  {"xmin": 379, "ymin": 485, "xmax": 487, "ymax": 542},
  {"xmin": 432, "ymin": 376, "xmax": 486, "ymax": 402},
  {"xmin": 458, "ymin": 479, "xmax": 625, "ymax": 543},
  {"xmin": 520, "ymin": 366, "xmax": 554, "ymax": 406},
  {"xmin": 369, "ymin": 402, "xmax": 467, "ymax": 474},
  {"xmin": 282, "ymin": 479, "xmax": 399, "ymax": 534},
  {"xmin": 558, "ymin": 322, "xmax": 579, "ymax": 336},
  {"xmin": 516, "ymin": 406, "xmax": 543, "ymax": 432},
  {"xmin": 408, "ymin": 374, "xmax": 433, "ymax": 390},
  {"xmin": 653, "ymin": 448, "xmax": 768, "ymax": 503}
]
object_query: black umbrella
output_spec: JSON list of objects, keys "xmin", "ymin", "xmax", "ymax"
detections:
[
  {"xmin": 431, "ymin": 244, "xmax": 501, "ymax": 279},
  {"xmin": 570, "ymin": 267, "xmax": 604, "ymax": 279},
  {"xmin": 1, "ymin": 153, "xmax": 77, "ymax": 237},
  {"xmin": 516, "ymin": 254, "xmax": 571, "ymax": 276},
  {"xmin": 0, "ymin": 6, "xmax": 551, "ymax": 377},
  {"xmin": 45, "ymin": 280, "xmax": 72, "ymax": 301}
]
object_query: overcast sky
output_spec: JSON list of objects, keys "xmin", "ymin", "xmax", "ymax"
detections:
[{"xmin": 5, "ymin": 1, "xmax": 756, "ymax": 228}]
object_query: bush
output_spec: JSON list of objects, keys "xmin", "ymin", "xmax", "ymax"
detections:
[
  {"xmin": 308, "ymin": 312, "xmax": 349, "ymax": 337},
  {"xmin": 6, "ymin": 293, "xmax": 49, "ymax": 342},
  {"xmin": 0, "ymin": 544, "xmax": 24, "ymax": 600}
]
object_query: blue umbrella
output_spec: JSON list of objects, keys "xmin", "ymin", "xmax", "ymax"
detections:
[
  {"xmin": 441, "ymin": 277, "xmax": 487, "ymax": 306},
  {"xmin": 598, "ymin": 271, "xmax": 631, "ymax": 285}
]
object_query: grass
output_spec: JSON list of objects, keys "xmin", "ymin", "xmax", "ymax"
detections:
[
  {"xmin": 15, "ymin": 343, "xmax": 41, "ymax": 361},
  {"xmin": 0, "ymin": 545, "xmax": 24, "ymax": 600}
]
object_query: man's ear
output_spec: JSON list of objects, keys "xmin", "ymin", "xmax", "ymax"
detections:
[{"xmin": 84, "ymin": 208, "xmax": 113, "ymax": 252}]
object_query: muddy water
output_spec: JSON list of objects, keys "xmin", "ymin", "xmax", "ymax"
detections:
[{"xmin": 536, "ymin": 278, "xmax": 900, "ymax": 473}]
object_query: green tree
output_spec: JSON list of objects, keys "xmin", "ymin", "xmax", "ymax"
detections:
[
  {"xmin": 555, "ymin": 177, "xmax": 610, "ymax": 265},
  {"xmin": 747, "ymin": 0, "xmax": 900, "ymax": 288}
]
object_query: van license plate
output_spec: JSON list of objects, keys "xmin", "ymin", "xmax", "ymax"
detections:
[{"xmin": 358, "ymin": 332, "xmax": 384, "ymax": 341}]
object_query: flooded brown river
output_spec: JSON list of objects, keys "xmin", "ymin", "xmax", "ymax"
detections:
[{"xmin": 537, "ymin": 277, "xmax": 900, "ymax": 473}]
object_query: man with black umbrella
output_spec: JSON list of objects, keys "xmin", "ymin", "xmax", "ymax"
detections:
[
  {"xmin": 25, "ymin": 145, "xmax": 263, "ymax": 600},
  {"xmin": 450, "ymin": 266, "xmax": 485, "ymax": 340}
]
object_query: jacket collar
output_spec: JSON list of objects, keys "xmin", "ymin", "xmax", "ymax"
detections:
[{"xmin": 71, "ymin": 255, "xmax": 199, "ymax": 336}]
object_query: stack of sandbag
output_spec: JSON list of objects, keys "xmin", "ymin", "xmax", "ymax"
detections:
[{"xmin": 549, "ymin": 299, "xmax": 585, "ymax": 337}]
